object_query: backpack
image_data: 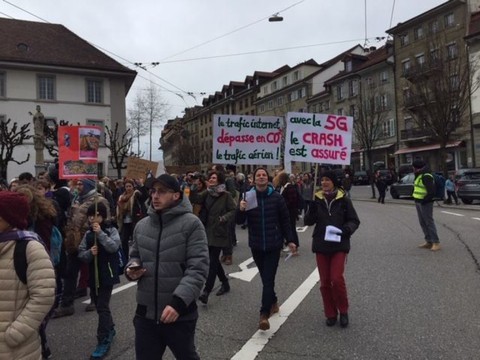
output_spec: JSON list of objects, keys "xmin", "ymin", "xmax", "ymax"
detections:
[
  {"xmin": 49, "ymin": 225, "xmax": 63, "ymax": 266},
  {"xmin": 13, "ymin": 236, "xmax": 48, "ymax": 285},
  {"xmin": 432, "ymin": 173, "xmax": 446, "ymax": 200}
]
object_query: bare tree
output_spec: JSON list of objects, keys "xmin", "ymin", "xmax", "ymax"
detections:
[
  {"xmin": 354, "ymin": 87, "xmax": 389, "ymax": 197},
  {"xmin": 142, "ymin": 83, "xmax": 170, "ymax": 160},
  {"xmin": 127, "ymin": 93, "xmax": 149, "ymax": 154},
  {"xmin": 44, "ymin": 120, "xmax": 75, "ymax": 158},
  {"xmin": 104, "ymin": 122, "xmax": 135, "ymax": 179},
  {"xmin": 404, "ymin": 36, "xmax": 479, "ymax": 176},
  {"xmin": 0, "ymin": 118, "xmax": 33, "ymax": 179}
]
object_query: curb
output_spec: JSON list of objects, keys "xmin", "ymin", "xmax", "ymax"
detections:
[{"xmin": 351, "ymin": 197, "xmax": 480, "ymax": 212}]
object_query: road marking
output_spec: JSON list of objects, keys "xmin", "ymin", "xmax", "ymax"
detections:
[
  {"xmin": 441, "ymin": 211, "xmax": 464, "ymax": 217},
  {"xmin": 229, "ymin": 257, "xmax": 259, "ymax": 282},
  {"xmin": 231, "ymin": 269, "xmax": 319, "ymax": 360},
  {"xmin": 82, "ymin": 282, "xmax": 137, "ymax": 304},
  {"xmin": 472, "ymin": 217, "xmax": 480, "ymax": 221},
  {"xmin": 296, "ymin": 226, "xmax": 308, "ymax": 232}
]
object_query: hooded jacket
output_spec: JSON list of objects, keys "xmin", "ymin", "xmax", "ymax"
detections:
[
  {"xmin": 127, "ymin": 195, "xmax": 209, "ymax": 322},
  {"xmin": 304, "ymin": 188, "xmax": 360, "ymax": 254},
  {"xmin": 0, "ymin": 238, "xmax": 55, "ymax": 360},
  {"xmin": 236, "ymin": 184, "xmax": 292, "ymax": 251}
]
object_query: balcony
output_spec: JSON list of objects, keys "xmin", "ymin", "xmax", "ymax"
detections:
[
  {"xmin": 403, "ymin": 96, "xmax": 423, "ymax": 110},
  {"xmin": 403, "ymin": 59, "xmax": 442, "ymax": 82},
  {"xmin": 400, "ymin": 127, "xmax": 435, "ymax": 140}
]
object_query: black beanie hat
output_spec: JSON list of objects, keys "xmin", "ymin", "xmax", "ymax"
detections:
[
  {"xmin": 87, "ymin": 202, "xmax": 108, "ymax": 219},
  {"xmin": 412, "ymin": 160, "xmax": 426, "ymax": 169},
  {"xmin": 146, "ymin": 174, "xmax": 181, "ymax": 193},
  {"xmin": 321, "ymin": 171, "xmax": 340, "ymax": 187}
]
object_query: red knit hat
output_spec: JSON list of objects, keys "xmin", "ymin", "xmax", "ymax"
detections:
[{"xmin": 0, "ymin": 191, "xmax": 30, "ymax": 229}]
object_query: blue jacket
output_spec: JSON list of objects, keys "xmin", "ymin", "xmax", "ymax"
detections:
[{"xmin": 236, "ymin": 185, "xmax": 292, "ymax": 251}]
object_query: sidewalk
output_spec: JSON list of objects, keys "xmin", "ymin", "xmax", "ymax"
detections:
[{"xmin": 348, "ymin": 185, "xmax": 480, "ymax": 212}]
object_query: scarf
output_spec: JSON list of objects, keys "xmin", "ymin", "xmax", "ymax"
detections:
[
  {"xmin": 0, "ymin": 229, "xmax": 42, "ymax": 243},
  {"xmin": 323, "ymin": 189, "xmax": 338, "ymax": 204},
  {"xmin": 207, "ymin": 184, "xmax": 226, "ymax": 198},
  {"xmin": 117, "ymin": 190, "xmax": 136, "ymax": 214}
]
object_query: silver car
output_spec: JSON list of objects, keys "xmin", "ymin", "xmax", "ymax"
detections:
[{"xmin": 457, "ymin": 169, "xmax": 480, "ymax": 204}]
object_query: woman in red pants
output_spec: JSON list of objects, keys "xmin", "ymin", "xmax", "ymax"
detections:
[{"xmin": 304, "ymin": 171, "xmax": 360, "ymax": 328}]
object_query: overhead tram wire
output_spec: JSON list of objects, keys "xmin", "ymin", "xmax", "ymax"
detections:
[
  {"xmin": 1, "ymin": 0, "xmax": 194, "ymax": 102},
  {"xmin": 389, "ymin": 0, "xmax": 396, "ymax": 29},
  {"xmin": 159, "ymin": 0, "xmax": 307, "ymax": 62},
  {"xmin": 0, "ymin": 10, "xmax": 14, "ymax": 19},
  {"xmin": 363, "ymin": 0, "xmax": 368, "ymax": 47}
]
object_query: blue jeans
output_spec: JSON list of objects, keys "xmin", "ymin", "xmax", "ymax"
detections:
[
  {"xmin": 134, "ymin": 315, "xmax": 199, "ymax": 360},
  {"xmin": 251, "ymin": 248, "xmax": 281, "ymax": 315},
  {"xmin": 415, "ymin": 201, "xmax": 439, "ymax": 243}
]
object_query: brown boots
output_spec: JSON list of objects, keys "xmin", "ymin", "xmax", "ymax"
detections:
[
  {"xmin": 258, "ymin": 314, "xmax": 270, "ymax": 331},
  {"xmin": 418, "ymin": 242, "xmax": 441, "ymax": 251}
]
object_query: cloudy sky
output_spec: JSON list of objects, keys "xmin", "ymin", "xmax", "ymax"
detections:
[{"xmin": 1, "ymin": 0, "xmax": 446, "ymax": 160}]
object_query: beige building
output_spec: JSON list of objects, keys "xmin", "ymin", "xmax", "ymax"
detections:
[
  {"xmin": 387, "ymin": 0, "xmax": 480, "ymax": 171},
  {"xmin": 0, "ymin": 18, "xmax": 136, "ymax": 180}
]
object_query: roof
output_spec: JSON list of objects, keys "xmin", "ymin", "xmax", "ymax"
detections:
[{"xmin": 0, "ymin": 17, "xmax": 136, "ymax": 87}]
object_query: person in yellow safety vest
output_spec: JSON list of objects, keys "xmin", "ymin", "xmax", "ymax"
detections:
[{"xmin": 412, "ymin": 160, "xmax": 440, "ymax": 251}]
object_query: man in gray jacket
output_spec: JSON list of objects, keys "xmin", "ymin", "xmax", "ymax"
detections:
[{"xmin": 125, "ymin": 174, "xmax": 209, "ymax": 360}]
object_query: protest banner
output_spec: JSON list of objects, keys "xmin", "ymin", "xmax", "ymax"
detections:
[
  {"xmin": 58, "ymin": 125, "xmax": 100, "ymax": 179},
  {"xmin": 125, "ymin": 157, "xmax": 159, "ymax": 180},
  {"xmin": 213, "ymin": 114, "xmax": 283, "ymax": 165},
  {"xmin": 284, "ymin": 112, "xmax": 353, "ymax": 167}
]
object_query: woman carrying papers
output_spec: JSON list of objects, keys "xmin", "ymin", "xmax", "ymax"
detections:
[{"xmin": 304, "ymin": 170, "xmax": 360, "ymax": 328}]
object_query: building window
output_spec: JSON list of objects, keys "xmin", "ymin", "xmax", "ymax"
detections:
[
  {"xmin": 277, "ymin": 96, "xmax": 283, "ymax": 106},
  {"xmin": 383, "ymin": 118, "xmax": 395, "ymax": 137},
  {"xmin": 259, "ymin": 104, "xmax": 265, "ymax": 113},
  {"xmin": 38, "ymin": 75, "xmax": 55, "ymax": 100},
  {"xmin": 444, "ymin": 13, "xmax": 455, "ymax": 28},
  {"xmin": 348, "ymin": 80, "xmax": 358, "ymax": 97},
  {"xmin": 379, "ymin": 71, "xmax": 388, "ymax": 83},
  {"xmin": 416, "ymin": 54, "xmax": 425, "ymax": 68},
  {"xmin": 399, "ymin": 33, "xmax": 409, "ymax": 46},
  {"xmin": 366, "ymin": 77, "xmax": 375, "ymax": 88},
  {"xmin": 245, "ymin": 97, "xmax": 249, "ymax": 107},
  {"xmin": 414, "ymin": 26, "xmax": 424, "ymax": 40},
  {"xmin": 345, "ymin": 60, "xmax": 352, "ymax": 72},
  {"xmin": 325, "ymin": 100, "xmax": 330, "ymax": 111},
  {"xmin": 379, "ymin": 94, "xmax": 389, "ymax": 111},
  {"xmin": 0, "ymin": 72, "xmax": 5, "ymax": 97},
  {"xmin": 271, "ymin": 81, "xmax": 277, "ymax": 92},
  {"xmin": 429, "ymin": 20, "xmax": 439, "ymax": 34},
  {"xmin": 349, "ymin": 104, "xmax": 356, "ymax": 117},
  {"xmin": 401, "ymin": 59, "xmax": 411, "ymax": 76},
  {"xmin": 293, "ymin": 70, "xmax": 299, "ymax": 81},
  {"xmin": 267, "ymin": 100, "xmax": 273, "ymax": 110},
  {"xmin": 446, "ymin": 43, "xmax": 458, "ymax": 60},
  {"xmin": 282, "ymin": 76, "xmax": 288, "ymax": 86},
  {"xmin": 291, "ymin": 91, "xmax": 299, "ymax": 101},
  {"xmin": 450, "ymin": 74, "xmax": 459, "ymax": 90},
  {"xmin": 337, "ymin": 108, "xmax": 343, "ymax": 115},
  {"xmin": 87, "ymin": 79, "xmax": 103, "ymax": 103},
  {"xmin": 336, "ymin": 85, "xmax": 344, "ymax": 101},
  {"xmin": 298, "ymin": 87, "xmax": 306, "ymax": 98}
]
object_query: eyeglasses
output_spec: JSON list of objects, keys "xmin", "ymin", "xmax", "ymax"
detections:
[{"xmin": 150, "ymin": 188, "xmax": 175, "ymax": 195}]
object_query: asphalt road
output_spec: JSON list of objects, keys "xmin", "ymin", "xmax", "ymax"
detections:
[{"xmin": 46, "ymin": 189, "xmax": 480, "ymax": 359}]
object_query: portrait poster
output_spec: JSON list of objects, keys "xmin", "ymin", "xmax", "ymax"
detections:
[{"xmin": 58, "ymin": 125, "xmax": 100, "ymax": 179}]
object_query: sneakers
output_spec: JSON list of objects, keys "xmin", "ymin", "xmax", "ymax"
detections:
[
  {"xmin": 339, "ymin": 313, "xmax": 349, "ymax": 328},
  {"xmin": 431, "ymin": 243, "xmax": 441, "ymax": 251},
  {"xmin": 107, "ymin": 328, "xmax": 116, "ymax": 343},
  {"xmin": 325, "ymin": 317, "xmax": 337, "ymax": 327},
  {"xmin": 258, "ymin": 314, "xmax": 270, "ymax": 331},
  {"xmin": 85, "ymin": 302, "xmax": 96, "ymax": 312},
  {"xmin": 418, "ymin": 242, "xmax": 432, "ymax": 249},
  {"xmin": 52, "ymin": 305, "xmax": 74, "ymax": 318},
  {"xmin": 90, "ymin": 338, "xmax": 111, "ymax": 359},
  {"xmin": 198, "ymin": 290, "xmax": 209, "ymax": 304},
  {"xmin": 216, "ymin": 281, "xmax": 230, "ymax": 296}
]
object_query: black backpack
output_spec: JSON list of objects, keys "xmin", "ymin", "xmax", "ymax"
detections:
[{"xmin": 13, "ymin": 238, "xmax": 36, "ymax": 284}]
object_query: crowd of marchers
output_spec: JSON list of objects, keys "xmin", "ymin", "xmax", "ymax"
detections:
[{"xmin": 0, "ymin": 164, "xmax": 364, "ymax": 360}]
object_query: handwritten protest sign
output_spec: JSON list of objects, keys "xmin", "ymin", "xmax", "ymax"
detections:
[
  {"xmin": 284, "ymin": 112, "xmax": 353, "ymax": 166},
  {"xmin": 58, "ymin": 125, "xmax": 100, "ymax": 179},
  {"xmin": 213, "ymin": 114, "xmax": 283, "ymax": 165},
  {"xmin": 125, "ymin": 157, "xmax": 158, "ymax": 180}
]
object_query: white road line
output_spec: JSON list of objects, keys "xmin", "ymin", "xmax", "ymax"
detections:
[
  {"xmin": 440, "ymin": 211, "xmax": 464, "ymax": 217},
  {"xmin": 229, "ymin": 257, "xmax": 259, "ymax": 282},
  {"xmin": 231, "ymin": 269, "xmax": 319, "ymax": 360},
  {"xmin": 296, "ymin": 226, "xmax": 309, "ymax": 232},
  {"xmin": 82, "ymin": 282, "xmax": 137, "ymax": 304},
  {"xmin": 472, "ymin": 217, "xmax": 480, "ymax": 221}
]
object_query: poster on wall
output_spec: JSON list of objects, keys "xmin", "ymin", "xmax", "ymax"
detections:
[
  {"xmin": 212, "ymin": 114, "xmax": 283, "ymax": 165},
  {"xmin": 58, "ymin": 125, "xmax": 100, "ymax": 179},
  {"xmin": 284, "ymin": 112, "xmax": 353, "ymax": 167}
]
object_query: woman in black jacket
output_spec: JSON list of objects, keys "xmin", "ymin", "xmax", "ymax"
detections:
[{"xmin": 304, "ymin": 171, "xmax": 360, "ymax": 328}]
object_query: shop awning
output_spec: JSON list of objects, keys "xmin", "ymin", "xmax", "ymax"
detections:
[
  {"xmin": 352, "ymin": 143, "xmax": 394, "ymax": 153},
  {"xmin": 394, "ymin": 140, "xmax": 463, "ymax": 155}
]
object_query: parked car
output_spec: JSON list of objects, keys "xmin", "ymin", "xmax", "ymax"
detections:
[
  {"xmin": 353, "ymin": 170, "xmax": 369, "ymax": 185},
  {"xmin": 454, "ymin": 168, "xmax": 480, "ymax": 183},
  {"xmin": 456, "ymin": 169, "xmax": 480, "ymax": 204},
  {"xmin": 398, "ymin": 163, "xmax": 413, "ymax": 180},
  {"xmin": 389, "ymin": 173, "xmax": 415, "ymax": 199}
]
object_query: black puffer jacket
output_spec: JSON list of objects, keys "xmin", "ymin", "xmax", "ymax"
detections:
[
  {"xmin": 304, "ymin": 188, "xmax": 360, "ymax": 254},
  {"xmin": 236, "ymin": 185, "xmax": 292, "ymax": 251}
]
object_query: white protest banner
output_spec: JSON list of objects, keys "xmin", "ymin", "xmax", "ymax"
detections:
[
  {"xmin": 213, "ymin": 114, "xmax": 283, "ymax": 165},
  {"xmin": 284, "ymin": 112, "xmax": 353, "ymax": 166}
]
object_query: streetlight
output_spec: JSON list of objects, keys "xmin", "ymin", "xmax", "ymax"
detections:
[{"xmin": 268, "ymin": 13, "xmax": 283, "ymax": 22}]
